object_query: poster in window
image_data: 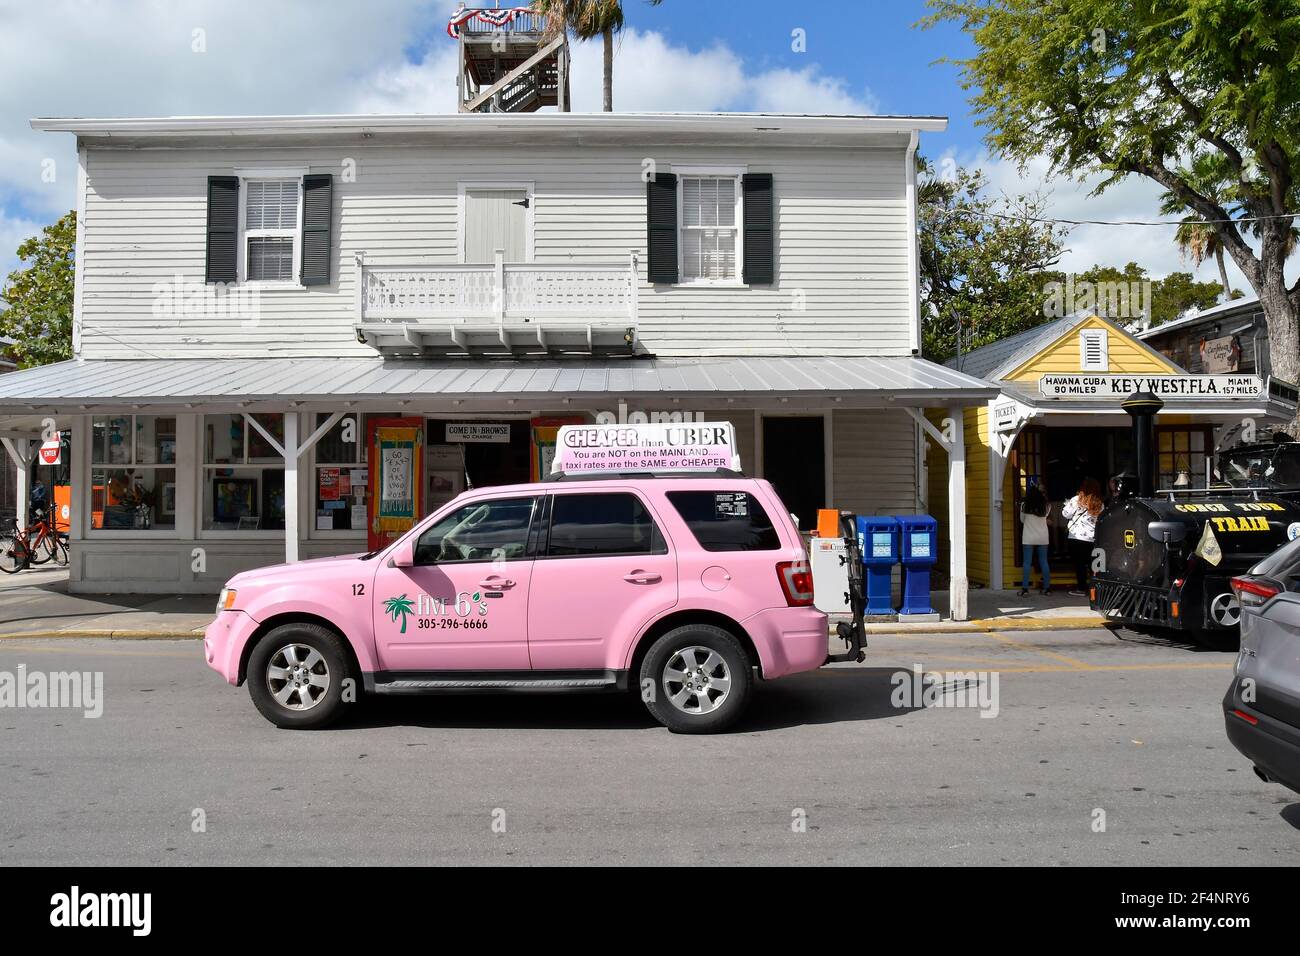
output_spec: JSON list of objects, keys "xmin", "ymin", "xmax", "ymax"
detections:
[{"xmin": 319, "ymin": 468, "xmax": 341, "ymax": 501}]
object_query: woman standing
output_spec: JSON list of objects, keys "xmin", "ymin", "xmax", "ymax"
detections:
[
  {"xmin": 1018, "ymin": 484, "xmax": 1051, "ymax": 596},
  {"xmin": 1061, "ymin": 478, "xmax": 1104, "ymax": 596}
]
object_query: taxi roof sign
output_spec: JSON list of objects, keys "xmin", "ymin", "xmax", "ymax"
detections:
[{"xmin": 551, "ymin": 422, "xmax": 741, "ymax": 476}]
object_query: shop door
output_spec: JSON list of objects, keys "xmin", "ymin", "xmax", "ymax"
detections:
[
  {"xmin": 762, "ymin": 416, "xmax": 825, "ymax": 532},
  {"xmin": 463, "ymin": 189, "xmax": 528, "ymax": 264}
]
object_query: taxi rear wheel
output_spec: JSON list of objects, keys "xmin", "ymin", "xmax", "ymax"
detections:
[
  {"xmin": 640, "ymin": 624, "xmax": 752, "ymax": 734},
  {"xmin": 247, "ymin": 623, "xmax": 353, "ymax": 729}
]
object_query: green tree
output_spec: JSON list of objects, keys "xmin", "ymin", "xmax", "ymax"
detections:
[
  {"xmin": 0, "ymin": 210, "xmax": 75, "ymax": 368},
  {"xmin": 926, "ymin": 0, "xmax": 1300, "ymax": 394},
  {"xmin": 1151, "ymin": 270, "xmax": 1232, "ymax": 327},
  {"xmin": 534, "ymin": 0, "xmax": 662, "ymax": 111},
  {"xmin": 918, "ymin": 156, "xmax": 1068, "ymax": 362},
  {"xmin": 1158, "ymin": 153, "xmax": 1235, "ymax": 299},
  {"xmin": 1039, "ymin": 261, "xmax": 1230, "ymax": 328}
]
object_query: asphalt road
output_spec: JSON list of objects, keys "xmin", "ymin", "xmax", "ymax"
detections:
[{"xmin": 1, "ymin": 626, "xmax": 1297, "ymax": 866}]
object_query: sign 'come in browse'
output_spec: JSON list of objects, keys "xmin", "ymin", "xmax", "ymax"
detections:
[
  {"xmin": 552, "ymin": 422, "xmax": 740, "ymax": 475},
  {"xmin": 1038, "ymin": 374, "xmax": 1264, "ymax": 400}
]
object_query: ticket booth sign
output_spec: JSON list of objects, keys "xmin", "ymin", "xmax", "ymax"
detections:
[{"xmin": 551, "ymin": 422, "xmax": 740, "ymax": 475}]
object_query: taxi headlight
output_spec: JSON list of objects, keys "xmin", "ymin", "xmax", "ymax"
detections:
[{"xmin": 216, "ymin": 587, "xmax": 238, "ymax": 613}]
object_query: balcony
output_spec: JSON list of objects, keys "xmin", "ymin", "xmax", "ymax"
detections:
[{"xmin": 353, "ymin": 251, "xmax": 639, "ymax": 357}]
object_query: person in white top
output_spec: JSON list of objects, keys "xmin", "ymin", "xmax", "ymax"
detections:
[
  {"xmin": 1060, "ymin": 477, "xmax": 1105, "ymax": 596},
  {"xmin": 1018, "ymin": 484, "xmax": 1051, "ymax": 595}
]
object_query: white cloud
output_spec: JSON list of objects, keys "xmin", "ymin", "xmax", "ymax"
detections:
[{"xmin": 935, "ymin": 147, "xmax": 1297, "ymax": 296}]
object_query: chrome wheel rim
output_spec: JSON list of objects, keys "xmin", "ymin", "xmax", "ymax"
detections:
[
  {"xmin": 266, "ymin": 643, "xmax": 330, "ymax": 711},
  {"xmin": 663, "ymin": 645, "xmax": 731, "ymax": 716}
]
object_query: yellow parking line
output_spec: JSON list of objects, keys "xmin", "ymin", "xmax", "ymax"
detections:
[
  {"xmin": 815, "ymin": 660, "xmax": 1230, "ymax": 676},
  {"xmin": 984, "ymin": 631, "xmax": 1095, "ymax": 670}
]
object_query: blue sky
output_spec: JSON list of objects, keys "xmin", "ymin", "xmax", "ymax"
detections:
[
  {"xmin": 619, "ymin": 0, "xmax": 980, "ymax": 144},
  {"xmin": 0, "ymin": 0, "xmax": 1270, "ymax": 291}
]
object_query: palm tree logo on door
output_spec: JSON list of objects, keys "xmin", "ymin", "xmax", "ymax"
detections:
[{"xmin": 383, "ymin": 594, "xmax": 415, "ymax": 633}]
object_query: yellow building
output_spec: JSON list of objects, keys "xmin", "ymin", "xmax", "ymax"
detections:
[{"xmin": 926, "ymin": 313, "xmax": 1298, "ymax": 589}]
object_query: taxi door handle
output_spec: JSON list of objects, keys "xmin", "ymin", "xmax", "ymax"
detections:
[
  {"xmin": 623, "ymin": 570, "xmax": 662, "ymax": 584},
  {"xmin": 478, "ymin": 577, "xmax": 515, "ymax": 590}
]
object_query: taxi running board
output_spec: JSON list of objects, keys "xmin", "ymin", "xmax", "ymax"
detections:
[
  {"xmin": 825, "ymin": 511, "xmax": 867, "ymax": 664},
  {"xmin": 369, "ymin": 672, "xmax": 623, "ymax": 694}
]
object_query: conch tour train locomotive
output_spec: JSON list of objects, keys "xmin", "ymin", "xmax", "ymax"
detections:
[{"xmin": 1090, "ymin": 392, "xmax": 1300, "ymax": 648}]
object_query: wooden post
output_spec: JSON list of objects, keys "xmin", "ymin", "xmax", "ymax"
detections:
[
  {"xmin": 948, "ymin": 406, "xmax": 968, "ymax": 621},
  {"xmin": 283, "ymin": 412, "xmax": 299, "ymax": 564}
]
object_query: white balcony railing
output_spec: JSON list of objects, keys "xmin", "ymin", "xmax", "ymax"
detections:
[{"xmin": 355, "ymin": 250, "xmax": 638, "ymax": 324}]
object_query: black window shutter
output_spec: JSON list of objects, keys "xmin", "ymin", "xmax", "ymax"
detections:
[
  {"xmin": 646, "ymin": 172, "xmax": 677, "ymax": 284},
  {"xmin": 300, "ymin": 174, "xmax": 333, "ymax": 286},
  {"xmin": 205, "ymin": 176, "xmax": 239, "ymax": 284},
  {"xmin": 742, "ymin": 173, "xmax": 774, "ymax": 285}
]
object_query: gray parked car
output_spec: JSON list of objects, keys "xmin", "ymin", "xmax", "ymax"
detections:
[{"xmin": 1223, "ymin": 536, "xmax": 1300, "ymax": 795}]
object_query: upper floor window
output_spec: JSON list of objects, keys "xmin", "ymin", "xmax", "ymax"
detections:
[
  {"xmin": 239, "ymin": 175, "xmax": 302, "ymax": 283},
  {"xmin": 679, "ymin": 174, "xmax": 741, "ymax": 283}
]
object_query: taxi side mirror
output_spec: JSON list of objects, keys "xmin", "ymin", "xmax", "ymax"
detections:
[{"xmin": 389, "ymin": 540, "xmax": 414, "ymax": 568}]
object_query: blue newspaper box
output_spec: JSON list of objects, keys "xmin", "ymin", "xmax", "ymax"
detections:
[
  {"xmin": 895, "ymin": 514, "xmax": 938, "ymax": 615},
  {"xmin": 855, "ymin": 515, "xmax": 898, "ymax": 615}
]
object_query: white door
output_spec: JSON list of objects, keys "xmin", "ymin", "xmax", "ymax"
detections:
[{"xmin": 464, "ymin": 188, "xmax": 529, "ymax": 263}]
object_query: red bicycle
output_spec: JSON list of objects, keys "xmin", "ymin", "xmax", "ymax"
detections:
[{"xmin": 0, "ymin": 507, "xmax": 69, "ymax": 573}]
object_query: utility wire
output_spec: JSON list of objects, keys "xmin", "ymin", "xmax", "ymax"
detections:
[{"xmin": 931, "ymin": 207, "xmax": 1298, "ymax": 227}]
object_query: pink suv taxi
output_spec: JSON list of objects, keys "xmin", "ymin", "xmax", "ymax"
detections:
[{"xmin": 206, "ymin": 473, "xmax": 864, "ymax": 733}]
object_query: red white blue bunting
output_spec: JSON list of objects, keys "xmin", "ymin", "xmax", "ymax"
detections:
[{"xmin": 446, "ymin": 7, "xmax": 537, "ymax": 39}]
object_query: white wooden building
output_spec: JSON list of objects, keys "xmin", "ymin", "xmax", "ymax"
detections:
[{"xmin": 0, "ymin": 112, "xmax": 993, "ymax": 614}]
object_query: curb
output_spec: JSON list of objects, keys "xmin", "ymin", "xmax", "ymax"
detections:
[
  {"xmin": 858, "ymin": 616, "xmax": 1109, "ymax": 635},
  {"xmin": 0, "ymin": 629, "xmax": 204, "ymax": 640}
]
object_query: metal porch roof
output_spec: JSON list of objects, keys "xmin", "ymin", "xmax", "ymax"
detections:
[{"xmin": 0, "ymin": 356, "xmax": 995, "ymax": 413}]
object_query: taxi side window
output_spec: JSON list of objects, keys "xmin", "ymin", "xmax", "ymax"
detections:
[
  {"xmin": 665, "ymin": 490, "xmax": 781, "ymax": 552},
  {"xmin": 414, "ymin": 496, "xmax": 537, "ymax": 564},
  {"xmin": 545, "ymin": 493, "xmax": 666, "ymax": 557}
]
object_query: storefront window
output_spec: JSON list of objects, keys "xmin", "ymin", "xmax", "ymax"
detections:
[
  {"xmin": 311, "ymin": 413, "xmax": 388, "ymax": 533},
  {"xmin": 90, "ymin": 416, "xmax": 177, "ymax": 530},
  {"xmin": 1157, "ymin": 427, "xmax": 1210, "ymax": 490},
  {"xmin": 203, "ymin": 414, "xmax": 285, "ymax": 531}
]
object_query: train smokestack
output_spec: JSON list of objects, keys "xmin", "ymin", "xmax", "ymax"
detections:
[{"xmin": 1122, "ymin": 391, "xmax": 1163, "ymax": 497}]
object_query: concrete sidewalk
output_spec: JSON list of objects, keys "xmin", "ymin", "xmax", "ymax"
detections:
[
  {"xmin": 852, "ymin": 587, "xmax": 1105, "ymax": 634},
  {"xmin": 0, "ymin": 568, "xmax": 1104, "ymax": 639},
  {"xmin": 0, "ymin": 567, "xmax": 212, "ymax": 638}
]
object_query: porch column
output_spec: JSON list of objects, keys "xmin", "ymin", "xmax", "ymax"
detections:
[
  {"xmin": 284, "ymin": 413, "xmax": 299, "ymax": 564},
  {"xmin": 1, "ymin": 438, "xmax": 35, "ymax": 531},
  {"xmin": 244, "ymin": 410, "xmax": 342, "ymax": 565},
  {"xmin": 947, "ymin": 406, "xmax": 968, "ymax": 621}
]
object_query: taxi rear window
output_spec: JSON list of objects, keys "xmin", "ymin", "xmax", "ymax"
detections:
[{"xmin": 666, "ymin": 491, "xmax": 781, "ymax": 552}]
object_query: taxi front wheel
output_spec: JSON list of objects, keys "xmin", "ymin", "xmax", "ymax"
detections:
[
  {"xmin": 247, "ymin": 623, "xmax": 354, "ymax": 729},
  {"xmin": 640, "ymin": 625, "xmax": 752, "ymax": 734}
]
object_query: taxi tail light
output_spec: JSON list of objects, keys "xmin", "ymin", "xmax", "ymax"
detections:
[
  {"xmin": 777, "ymin": 560, "xmax": 815, "ymax": 607},
  {"xmin": 1231, "ymin": 576, "xmax": 1281, "ymax": 609}
]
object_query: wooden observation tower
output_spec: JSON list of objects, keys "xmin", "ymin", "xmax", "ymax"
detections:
[{"xmin": 450, "ymin": 5, "xmax": 571, "ymax": 113}]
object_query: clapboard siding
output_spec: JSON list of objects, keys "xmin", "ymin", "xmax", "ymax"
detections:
[
  {"xmin": 832, "ymin": 409, "xmax": 920, "ymax": 516},
  {"xmin": 79, "ymin": 143, "xmax": 913, "ymax": 360}
]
